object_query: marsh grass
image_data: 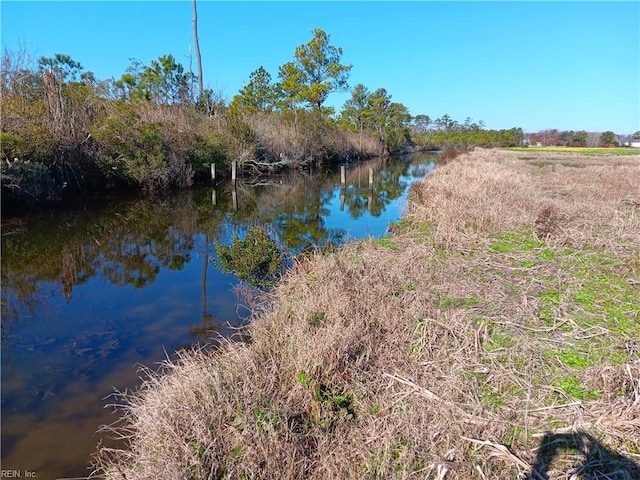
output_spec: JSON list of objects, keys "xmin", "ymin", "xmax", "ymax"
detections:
[{"xmin": 95, "ymin": 149, "xmax": 640, "ymax": 479}]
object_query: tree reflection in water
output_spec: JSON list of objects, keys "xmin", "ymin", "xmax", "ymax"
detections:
[{"xmin": 2, "ymin": 153, "xmax": 436, "ymax": 314}]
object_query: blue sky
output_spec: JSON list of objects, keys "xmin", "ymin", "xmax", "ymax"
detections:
[{"xmin": 1, "ymin": 1, "xmax": 638, "ymax": 133}]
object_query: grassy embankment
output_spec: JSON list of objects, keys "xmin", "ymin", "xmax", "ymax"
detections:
[{"xmin": 96, "ymin": 149, "xmax": 640, "ymax": 479}]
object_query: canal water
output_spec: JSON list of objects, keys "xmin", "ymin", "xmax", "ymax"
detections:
[{"xmin": 1, "ymin": 152, "xmax": 437, "ymax": 479}]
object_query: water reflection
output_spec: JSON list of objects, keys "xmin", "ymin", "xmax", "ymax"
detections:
[{"xmin": 1, "ymin": 152, "xmax": 437, "ymax": 478}]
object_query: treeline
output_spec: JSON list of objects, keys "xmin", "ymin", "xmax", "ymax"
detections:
[
  {"xmin": 406, "ymin": 114, "xmax": 525, "ymax": 150},
  {"xmin": 525, "ymin": 129, "xmax": 640, "ymax": 148},
  {"xmin": 0, "ymin": 30, "xmax": 393, "ymax": 207},
  {"xmin": 1, "ymin": 28, "xmax": 524, "ymax": 210}
]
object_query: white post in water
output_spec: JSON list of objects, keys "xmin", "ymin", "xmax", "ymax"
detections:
[
  {"xmin": 231, "ymin": 161, "xmax": 237, "ymax": 184},
  {"xmin": 340, "ymin": 165, "xmax": 346, "ymax": 189},
  {"xmin": 210, "ymin": 163, "xmax": 216, "ymax": 183},
  {"xmin": 369, "ymin": 167, "xmax": 374, "ymax": 189}
]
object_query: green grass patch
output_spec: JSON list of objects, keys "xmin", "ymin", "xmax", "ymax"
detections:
[
  {"xmin": 490, "ymin": 232, "xmax": 545, "ymax": 254},
  {"xmin": 594, "ymin": 342, "xmax": 631, "ymax": 366},
  {"xmin": 480, "ymin": 384, "xmax": 505, "ymax": 410},
  {"xmin": 537, "ymin": 289, "xmax": 562, "ymax": 324},
  {"xmin": 485, "ymin": 238, "xmax": 622, "ymax": 336},
  {"xmin": 546, "ymin": 339, "xmax": 630, "ymax": 369},
  {"xmin": 418, "ymin": 221, "xmax": 435, "ymax": 235},
  {"xmin": 519, "ymin": 259, "xmax": 538, "ymax": 268},
  {"xmin": 485, "ymin": 330, "xmax": 515, "ymax": 352},
  {"xmin": 296, "ymin": 371, "xmax": 310, "ymax": 386},
  {"xmin": 552, "ymin": 375, "xmax": 599, "ymax": 401},
  {"xmin": 565, "ymin": 252, "xmax": 640, "ymax": 335},
  {"xmin": 547, "ymin": 348, "xmax": 592, "ymax": 369},
  {"xmin": 373, "ymin": 236, "xmax": 398, "ymax": 250},
  {"xmin": 538, "ymin": 249, "xmax": 556, "ymax": 261},
  {"xmin": 442, "ymin": 296, "xmax": 478, "ymax": 309},
  {"xmin": 388, "ymin": 218, "xmax": 411, "ymax": 232}
]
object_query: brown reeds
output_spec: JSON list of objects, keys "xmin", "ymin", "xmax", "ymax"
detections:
[
  {"xmin": 241, "ymin": 113, "xmax": 382, "ymax": 172},
  {"xmin": 95, "ymin": 149, "xmax": 640, "ymax": 479}
]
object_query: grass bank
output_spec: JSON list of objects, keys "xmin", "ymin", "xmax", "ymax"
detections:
[{"xmin": 95, "ymin": 149, "xmax": 640, "ymax": 479}]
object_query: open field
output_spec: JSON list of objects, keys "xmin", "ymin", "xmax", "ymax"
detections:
[
  {"xmin": 506, "ymin": 146, "xmax": 640, "ymax": 156},
  {"xmin": 95, "ymin": 149, "xmax": 640, "ymax": 479}
]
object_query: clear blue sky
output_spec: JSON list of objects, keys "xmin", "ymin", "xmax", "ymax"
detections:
[{"xmin": 2, "ymin": 1, "xmax": 638, "ymax": 133}]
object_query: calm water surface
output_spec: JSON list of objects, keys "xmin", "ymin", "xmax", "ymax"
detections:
[{"xmin": 1, "ymin": 153, "xmax": 437, "ymax": 479}]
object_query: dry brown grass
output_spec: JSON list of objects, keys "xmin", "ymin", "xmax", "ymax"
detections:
[
  {"xmin": 95, "ymin": 149, "xmax": 640, "ymax": 479},
  {"xmin": 243, "ymin": 114, "xmax": 381, "ymax": 171},
  {"xmin": 408, "ymin": 149, "xmax": 640, "ymax": 250}
]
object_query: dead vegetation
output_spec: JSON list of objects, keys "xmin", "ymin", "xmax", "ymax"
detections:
[{"xmin": 94, "ymin": 149, "xmax": 640, "ymax": 479}]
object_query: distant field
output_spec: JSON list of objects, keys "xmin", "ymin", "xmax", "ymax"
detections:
[{"xmin": 506, "ymin": 146, "xmax": 640, "ymax": 156}]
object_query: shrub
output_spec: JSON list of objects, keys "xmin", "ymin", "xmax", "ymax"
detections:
[
  {"xmin": 214, "ymin": 226, "xmax": 284, "ymax": 289},
  {"xmin": 91, "ymin": 105, "xmax": 170, "ymax": 190},
  {"xmin": 1, "ymin": 158, "xmax": 57, "ymax": 205},
  {"xmin": 0, "ymin": 127, "xmax": 54, "ymax": 164},
  {"xmin": 185, "ymin": 131, "xmax": 230, "ymax": 174}
]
